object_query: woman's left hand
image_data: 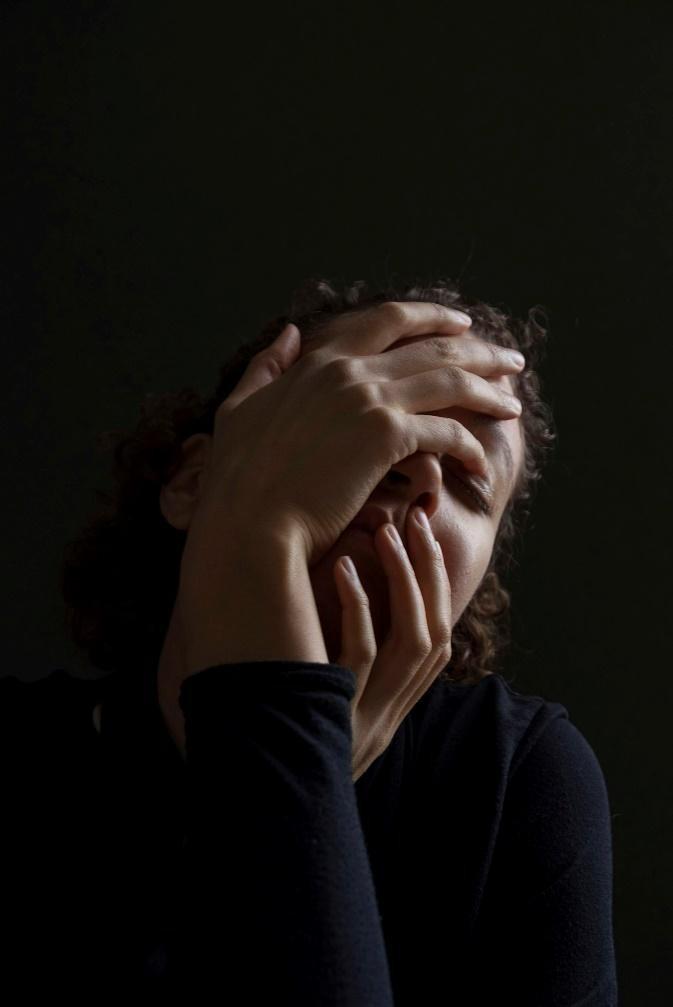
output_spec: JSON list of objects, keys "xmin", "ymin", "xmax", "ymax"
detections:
[{"xmin": 333, "ymin": 505, "xmax": 453, "ymax": 783}]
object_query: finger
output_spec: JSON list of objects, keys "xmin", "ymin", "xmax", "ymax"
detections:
[
  {"xmin": 400, "ymin": 413, "xmax": 491, "ymax": 478},
  {"xmin": 362, "ymin": 517, "xmax": 451, "ymax": 725},
  {"xmin": 327, "ymin": 300, "xmax": 473, "ymax": 358},
  {"xmin": 402, "ymin": 507, "xmax": 453, "ymax": 704},
  {"xmin": 358, "ymin": 521, "xmax": 431, "ymax": 717},
  {"xmin": 333, "ymin": 556, "xmax": 377, "ymax": 704},
  {"xmin": 367, "ymin": 331, "xmax": 526, "ymax": 381},
  {"xmin": 391, "ymin": 364, "xmax": 522, "ymax": 426},
  {"xmin": 221, "ymin": 323, "xmax": 301, "ymax": 413}
]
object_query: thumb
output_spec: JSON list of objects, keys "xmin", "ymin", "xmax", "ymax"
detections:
[
  {"xmin": 221, "ymin": 323, "xmax": 301, "ymax": 413},
  {"xmin": 273, "ymin": 321, "xmax": 301, "ymax": 360}
]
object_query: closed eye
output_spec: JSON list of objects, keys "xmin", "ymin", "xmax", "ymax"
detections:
[{"xmin": 443, "ymin": 466, "xmax": 494, "ymax": 517}]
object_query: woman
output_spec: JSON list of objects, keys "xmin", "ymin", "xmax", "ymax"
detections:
[{"xmin": 2, "ymin": 277, "xmax": 618, "ymax": 1002}]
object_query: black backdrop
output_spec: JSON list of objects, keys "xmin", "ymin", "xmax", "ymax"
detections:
[{"xmin": 2, "ymin": 2, "xmax": 671, "ymax": 1001}]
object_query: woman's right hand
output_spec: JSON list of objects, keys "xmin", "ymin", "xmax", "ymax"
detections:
[{"xmin": 187, "ymin": 301, "xmax": 524, "ymax": 572}]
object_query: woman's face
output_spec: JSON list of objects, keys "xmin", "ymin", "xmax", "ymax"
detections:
[{"xmin": 301, "ymin": 328, "xmax": 526, "ymax": 664}]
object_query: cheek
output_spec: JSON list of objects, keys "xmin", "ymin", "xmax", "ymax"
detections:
[{"xmin": 437, "ymin": 520, "xmax": 495, "ymax": 620}]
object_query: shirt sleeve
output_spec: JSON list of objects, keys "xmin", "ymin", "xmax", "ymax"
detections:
[
  {"xmin": 163, "ymin": 661, "xmax": 395, "ymax": 1003},
  {"xmin": 475, "ymin": 714, "xmax": 619, "ymax": 1006}
]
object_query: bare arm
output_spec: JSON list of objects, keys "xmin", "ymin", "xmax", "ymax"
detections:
[
  {"xmin": 169, "ymin": 529, "xmax": 394, "ymax": 1001},
  {"xmin": 178, "ymin": 524, "xmax": 329, "ymax": 679}
]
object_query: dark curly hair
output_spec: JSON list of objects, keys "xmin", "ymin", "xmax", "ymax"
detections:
[{"xmin": 58, "ymin": 275, "xmax": 557, "ymax": 686}]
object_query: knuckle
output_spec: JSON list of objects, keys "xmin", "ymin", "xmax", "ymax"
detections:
[
  {"xmin": 397, "ymin": 632, "xmax": 433, "ymax": 661},
  {"xmin": 447, "ymin": 419, "xmax": 475, "ymax": 453},
  {"xmin": 442, "ymin": 416, "xmax": 462, "ymax": 439},
  {"xmin": 358, "ymin": 647, "xmax": 377, "ymax": 669},
  {"xmin": 377, "ymin": 300, "xmax": 408, "ymax": 325},
  {"xmin": 349, "ymin": 646, "xmax": 375, "ymax": 672},
  {"xmin": 331, "ymin": 355, "xmax": 359, "ymax": 383},
  {"xmin": 368, "ymin": 404, "xmax": 400, "ymax": 439},
  {"xmin": 446, "ymin": 364, "xmax": 469, "ymax": 390},
  {"xmin": 433, "ymin": 629, "xmax": 453, "ymax": 654},
  {"xmin": 414, "ymin": 634, "xmax": 434, "ymax": 660},
  {"xmin": 428, "ymin": 335, "xmax": 458, "ymax": 360},
  {"xmin": 484, "ymin": 340, "xmax": 501, "ymax": 367},
  {"xmin": 353, "ymin": 379, "xmax": 383, "ymax": 409},
  {"xmin": 501, "ymin": 386, "xmax": 520, "ymax": 408},
  {"xmin": 324, "ymin": 355, "xmax": 356, "ymax": 385}
]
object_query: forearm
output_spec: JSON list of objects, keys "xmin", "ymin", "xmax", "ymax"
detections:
[
  {"xmin": 171, "ymin": 662, "xmax": 394, "ymax": 1001},
  {"xmin": 178, "ymin": 526, "xmax": 329, "ymax": 677}
]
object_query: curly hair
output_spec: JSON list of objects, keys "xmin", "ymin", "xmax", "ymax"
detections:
[{"xmin": 58, "ymin": 275, "xmax": 557, "ymax": 686}]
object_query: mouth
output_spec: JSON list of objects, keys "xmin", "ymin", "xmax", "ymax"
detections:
[
  {"xmin": 344, "ymin": 525, "xmax": 376, "ymax": 547},
  {"xmin": 342, "ymin": 526, "xmax": 391, "ymax": 575},
  {"xmin": 348, "ymin": 524, "xmax": 373, "ymax": 536}
]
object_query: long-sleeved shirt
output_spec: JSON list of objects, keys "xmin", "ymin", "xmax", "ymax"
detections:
[{"xmin": 0, "ymin": 658, "xmax": 618, "ymax": 1002}]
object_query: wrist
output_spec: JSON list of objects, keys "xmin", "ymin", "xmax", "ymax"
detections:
[{"xmin": 178, "ymin": 524, "xmax": 328, "ymax": 678}]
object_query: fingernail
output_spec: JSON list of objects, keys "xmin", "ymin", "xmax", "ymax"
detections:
[
  {"xmin": 455, "ymin": 311, "xmax": 472, "ymax": 325},
  {"xmin": 414, "ymin": 507, "xmax": 431, "ymax": 532},
  {"xmin": 341, "ymin": 556, "xmax": 357, "ymax": 578}
]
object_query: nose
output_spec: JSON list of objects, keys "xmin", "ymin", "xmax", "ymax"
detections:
[{"xmin": 381, "ymin": 451, "xmax": 444, "ymax": 522}]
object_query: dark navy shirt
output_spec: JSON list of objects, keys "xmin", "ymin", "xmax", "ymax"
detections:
[{"xmin": 0, "ymin": 660, "xmax": 618, "ymax": 1002}]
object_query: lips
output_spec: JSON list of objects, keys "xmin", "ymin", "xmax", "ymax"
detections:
[
  {"xmin": 347, "ymin": 526, "xmax": 376, "ymax": 545},
  {"xmin": 343, "ymin": 524, "xmax": 387, "ymax": 572}
]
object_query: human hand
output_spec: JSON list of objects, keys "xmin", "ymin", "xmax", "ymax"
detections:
[
  {"xmin": 180, "ymin": 301, "xmax": 524, "ymax": 589},
  {"xmin": 333, "ymin": 502, "xmax": 455, "ymax": 782}
]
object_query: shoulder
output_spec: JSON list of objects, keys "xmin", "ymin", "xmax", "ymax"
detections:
[
  {"xmin": 408, "ymin": 672, "xmax": 571, "ymax": 784},
  {"xmin": 503, "ymin": 705, "xmax": 613, "ymax": 847},
  {"xmin": 464, "ymin": 679, "xmax": 616, "ymax": 906},
  {"xmin": 407, "ymin": 672, "xmax": 615, "ymax": 850},
  {"xmin": 475, "ymin": 691, "xmax": 617, "ymax": 1000},
  {"xmin": 408, "ymin": 672, "xmax": 615, "ymax": 903}
]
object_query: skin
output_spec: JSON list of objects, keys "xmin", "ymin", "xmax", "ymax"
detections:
[
  {"xmin": 302, "ymin": 330, "xmax": 525, "ymax": 665},
  {"xmin": 153, "ymin": 326, "xmax": 525, "ymax": 757}
]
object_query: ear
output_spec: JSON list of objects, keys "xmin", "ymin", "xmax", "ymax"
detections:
[{"xmin": 159, "ymin": 433, "xmax": 213, "ymax": 531}]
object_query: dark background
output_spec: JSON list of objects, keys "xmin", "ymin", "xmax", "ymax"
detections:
[{"xmin": 3, "ymin": 1, "xmax": 671, "ymax": 1000}]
